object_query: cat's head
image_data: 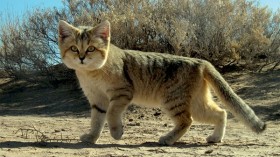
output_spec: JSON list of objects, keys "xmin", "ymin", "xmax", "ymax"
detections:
[{"xmin": 58, "ymin": 20, "xmax": 110, "ymax": 71}]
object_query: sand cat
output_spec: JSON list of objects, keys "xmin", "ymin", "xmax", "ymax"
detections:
[{"xmin": 58, "ymin": 20, "xmax": 266, "ymax": 145}]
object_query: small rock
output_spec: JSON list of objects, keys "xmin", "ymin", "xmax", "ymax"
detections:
[
  {"xmin": 154, "ymin": 112, "xmax": 161, "ymax": 117},
  {"xmin": 127, "ymin": 122, "xmax": 140, "ymax": 126},
  {"xmin": 129, "ymin": 119, "xmax": 133, "ymax": 122},
  {"xmin": 205, "ymin": 149, "xmax": 213, "ymax": 154},
  {"xmin": 138, "ymin": 114, "xmax": 145, "ymax": 119}
]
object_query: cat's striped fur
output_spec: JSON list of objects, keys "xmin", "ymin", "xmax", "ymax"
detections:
[{"xmin": 58, "ymin": 20, "xmax": 266, "ymax": 145}]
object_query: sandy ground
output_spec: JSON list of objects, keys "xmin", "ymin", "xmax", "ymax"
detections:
[{"xmin": 1, "ymin": 71, "xmax": 280, "ymax": 156}]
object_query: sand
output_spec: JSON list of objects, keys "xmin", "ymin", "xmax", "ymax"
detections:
[{"xmin": 1, "ymin": 71, "xmax": 280, "ymax": 156}]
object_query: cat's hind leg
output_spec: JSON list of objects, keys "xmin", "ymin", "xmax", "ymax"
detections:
[
  {"xmin": 160, "ymin": 94, "xmax": 193, "ymax": 146},
  {"xmin": 204, "ymin": 100, "xmax": 227, "ymax": 143},
  {"xmin": 191, "ymin": 81, "xmax": 227, "ymax": 143}
]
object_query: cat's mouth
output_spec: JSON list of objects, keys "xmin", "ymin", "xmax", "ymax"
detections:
[
  {"xmin": 77, "ymin": 59, "xmax": 87, "ymax": 66},
  {"xmin": 79, "ymin": 62, "xmax": 88, "ymax": 66}
]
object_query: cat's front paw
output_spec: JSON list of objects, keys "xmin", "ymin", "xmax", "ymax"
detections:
[
  {"xmin": 109, "ymin": 125, "xmax": 123, "ymax": 140},
  {"xmin": 206, "ymin": 135, "xmax": 222, "ymax": 143},
  {"xmin": 80, "ymin": 133, "xmax": 99, "ymax": 144}
]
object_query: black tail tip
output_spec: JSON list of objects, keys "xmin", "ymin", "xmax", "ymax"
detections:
[{"xmin": 256, "ymin": 122, "xmax": 267, "ymax": 134}]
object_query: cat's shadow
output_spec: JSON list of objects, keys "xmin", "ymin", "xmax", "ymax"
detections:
[{"xmin": 0, "ymin": 141, "xmax": 211, "ymax": 149}]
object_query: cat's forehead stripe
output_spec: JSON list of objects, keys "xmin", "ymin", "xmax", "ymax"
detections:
[
  {"xmin": 75, "ymin": 29, "xmax": 91, "ymax": 44},
  {"xmin": 80, "ymin": 29, "xmax": 88, "ymax": 40}
]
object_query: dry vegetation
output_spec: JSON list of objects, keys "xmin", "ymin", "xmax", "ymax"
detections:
[{"xmin": 0, "ymin": 0, "xmax": 279, "ymax": 85}]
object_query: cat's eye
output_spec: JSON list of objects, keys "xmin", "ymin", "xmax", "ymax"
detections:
[
  {"xmin": 70, "ymin": 46, "xmax": 79, "ymax": 52},
  {"xmin": 87, "ymin": 46, "xmax": 95, "ymax": 52}
]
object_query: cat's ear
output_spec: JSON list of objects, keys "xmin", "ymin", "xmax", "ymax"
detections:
[
  {"xmin": 58, "ymin": 20, "xmax": 75, "ymax": 39},
  {"xmin": 92, "ymin": 20, "xmax": 110, "ymax": 40}
]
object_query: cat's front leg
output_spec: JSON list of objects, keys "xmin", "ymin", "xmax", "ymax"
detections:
[
  {"xmin": 107, "ymin": 93, "xmax": 132, "ymax": 140},
  {"xmin": 80, "ymin": 104, "xmax": 107, "ymax": 143}
]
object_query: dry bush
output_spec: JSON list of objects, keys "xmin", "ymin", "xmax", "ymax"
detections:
[
  {"xmin": 54, "ymin": 0, "xmax": 280, "ymax": 71},
  {"xmin": 0, "ymin": 0, "xmax": 279, "ymax": 87},
  {"xmin": 0, "ymin": 9, "xmax": 75, "ymax": 86}
]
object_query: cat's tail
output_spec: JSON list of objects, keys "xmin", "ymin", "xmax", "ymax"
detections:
[{"xmin": 203, "ymin": 61, "xmax": 266, "ymax": 133}]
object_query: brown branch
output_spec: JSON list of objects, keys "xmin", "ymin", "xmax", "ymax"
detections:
[{"xmin": 15, "ymin": 125, "xmax": 79, "ymax": 143}]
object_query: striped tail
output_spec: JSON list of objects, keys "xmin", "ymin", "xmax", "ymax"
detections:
[{"xmin": 203, "ymin": 61, "xmax": 266, "ymax": 133}]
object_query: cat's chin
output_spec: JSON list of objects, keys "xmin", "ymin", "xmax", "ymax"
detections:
[
  {"xmin": 75, "ymin": 63, "xmax": 105, "ymax": 71},
  {"xmin": 63, "ymin": 60, "xmax": 103, "ymax": 71}
]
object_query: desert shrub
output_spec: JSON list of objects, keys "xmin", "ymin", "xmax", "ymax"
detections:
[
  {"xmin": 0, "ymin": 0, "xmax": 279, "ymax": 86},
  {"xmin": 60, "ymin": 0, "xmax": 279, "ymax": 71},
  {"xmin": 0, "ymin": 9, "xmax": 75, "ymax": 86}
]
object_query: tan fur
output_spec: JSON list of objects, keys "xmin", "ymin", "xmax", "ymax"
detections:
[{"xmin": 58, "ymin": 20, "xmax": 266, "ymax": 145}]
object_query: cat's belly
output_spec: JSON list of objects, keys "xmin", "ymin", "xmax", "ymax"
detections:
[{"xmin": 131, "ymin": 95, "xmax": 161, "ymax": 108}]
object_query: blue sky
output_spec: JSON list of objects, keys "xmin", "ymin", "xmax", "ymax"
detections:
[
  {"xmin": 0, "ymin": 0, "xmax": 279, "ymax": 23},
  {"xmin": 0, "ymin": 0, "xmax": 63, "ymax": 22},
  {"xmin": 257, "ymin": 0, "xmax": 280, "ymax": 12},
  {"xmin": 0, "ymin": 0, "xmax": 64, "ymax": 14}
]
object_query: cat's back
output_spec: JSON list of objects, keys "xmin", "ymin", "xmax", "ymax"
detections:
[{"xmin": 121, "ymin": 48, "xmax": 204, "ymax": 70}]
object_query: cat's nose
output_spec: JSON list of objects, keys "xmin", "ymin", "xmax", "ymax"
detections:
[
  {"xmin": 79, "ymin": 55, "xmax": 86, "ymax": 64},
  {"xmin": 79, "ymin": 55, "xmax": 85, "ymax": 61}
]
